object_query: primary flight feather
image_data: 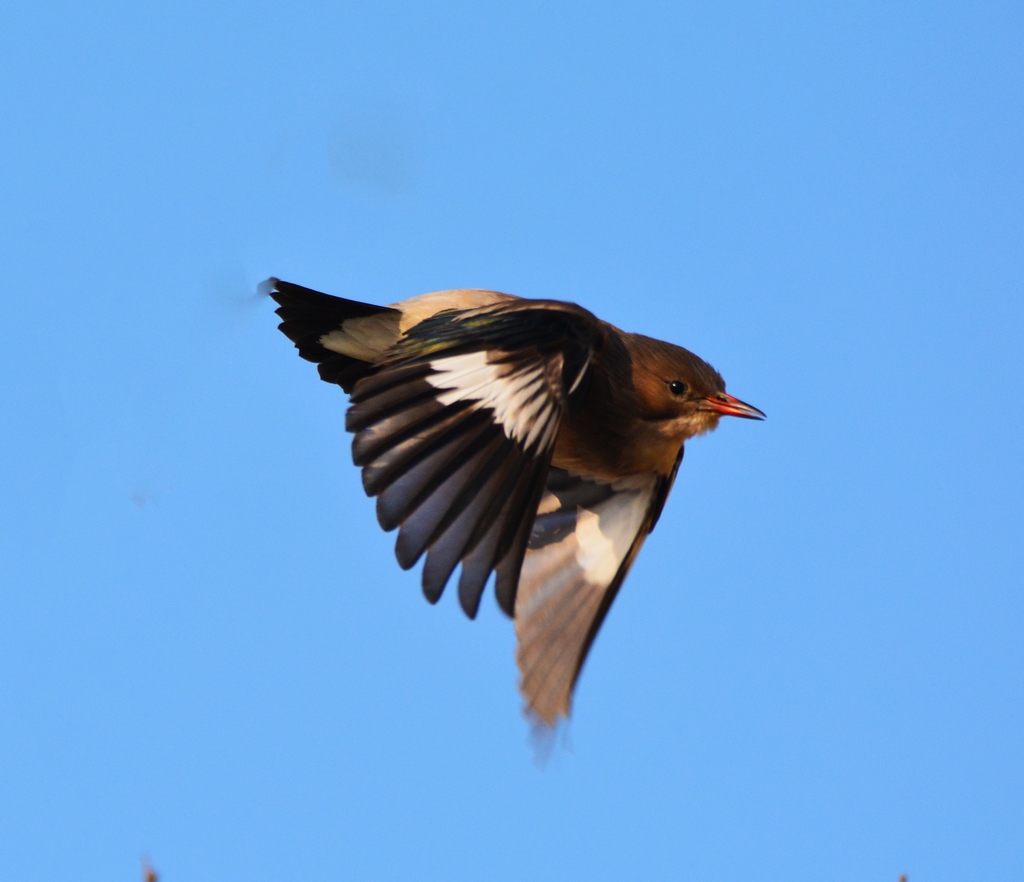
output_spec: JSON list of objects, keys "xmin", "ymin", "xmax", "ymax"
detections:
[{"xmin": 266, "ymin": 278, "xmax": 764, "ymax": 724}]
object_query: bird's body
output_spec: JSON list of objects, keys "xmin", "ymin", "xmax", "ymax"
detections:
[{"xmin": 266, "ymin": 279, "xmax": 763, "ymax": 723}]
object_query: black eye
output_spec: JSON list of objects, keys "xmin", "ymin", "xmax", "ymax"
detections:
[{"xmin": 668, "ymin": 380, "xmax": 688, "ymax": 397}]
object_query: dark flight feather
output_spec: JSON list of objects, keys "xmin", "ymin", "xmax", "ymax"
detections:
[
  {"xmin": 347, "ymin": 301, "xmax": 603, "ymax": 614},
  {"xmin": 266, "ymin": 278, "xmax": 400, "ymax": 392}
]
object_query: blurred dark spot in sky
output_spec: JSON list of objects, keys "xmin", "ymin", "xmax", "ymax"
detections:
[{"xmin": 329, "ymin": 109, "xmax": 418, "ymax": 198}]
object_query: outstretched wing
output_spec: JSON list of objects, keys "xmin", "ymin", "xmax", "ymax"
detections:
[
  {"xmin": 345, "ymin": 300, "xmax": 603, "ymax": 619},
  {"xmin": 515, "ymin": 450, "xmax": 683, "ymax": 724}
]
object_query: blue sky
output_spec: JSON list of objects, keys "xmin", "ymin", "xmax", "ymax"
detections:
[{"xmin": 1, "ymin": 1, "xmax": 1022, "ymax": 880}]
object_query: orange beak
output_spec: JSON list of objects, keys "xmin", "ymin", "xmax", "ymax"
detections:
[{"xmin": 701, "ymin": 392, "xmax": 766, "ymax": 420}]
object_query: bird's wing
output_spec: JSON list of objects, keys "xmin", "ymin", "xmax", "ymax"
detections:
[
  {"xmin": 345, "ymin": 300, "xmax": 603, "ymax": 619},
  {"xmin": 515, "ymin": 451, "xmax": 683, "ymax": 724},
  {"xmin": 265, "ymin": 278, "xmax": 402, "ymax": 392}
]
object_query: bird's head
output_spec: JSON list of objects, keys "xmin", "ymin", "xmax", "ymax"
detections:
[{"xmin": 627, "ymin": 333, "xmax": 765, "ymax": 442}]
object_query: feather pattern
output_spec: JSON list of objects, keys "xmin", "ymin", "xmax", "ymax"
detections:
[
  {"xmin": 346, "ymin": 301, "xmax": 602, "ymax": 617},
  {"xmin": 265, "ymin": 278, "xmax": 401, "ymax": 392},
  {"xmin": 514, "ymin": 466, "xmax": 669, "ymax": 724}
]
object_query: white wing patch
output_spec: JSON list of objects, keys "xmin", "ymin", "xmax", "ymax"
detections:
[
  {"xmin": 425, "ymin": 351, "xmax": 561, "ymax": 451},
  {"xmin": 515, "ymin": 471, "xmax": 658, "ymax": 724},
  {"xmin": 574, "ymin": 502, "xmax": 646, "ymax": 585}
]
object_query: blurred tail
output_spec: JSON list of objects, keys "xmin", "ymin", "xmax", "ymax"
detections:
[{"xmin": 262, "ymin": 278, "xmax": 401, "ymax": 392}]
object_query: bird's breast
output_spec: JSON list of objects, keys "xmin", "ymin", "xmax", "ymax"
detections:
[{"xmin": 551, "ymin": 413, "xmax": 682, "ymax": 480}]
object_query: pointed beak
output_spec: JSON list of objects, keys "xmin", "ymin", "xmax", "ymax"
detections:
[{"xmin": 701, "ymin": 392, "xmax": 766, "ymax": 420}]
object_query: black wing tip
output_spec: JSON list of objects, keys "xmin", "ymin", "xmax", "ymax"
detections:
[
  {"xmin": 262, "ymin": 277, "xmax": 399, "ymax": 318},
  {"xmin": 421, "ymin": 575, "xmax": 444, "ymax": 604},
  {"xmin": 267, "ymin": 277, "xmax": 396, "ymax": 390},
  {"xmin": 495, "ymin": 569, "xmax": 517, "ymax": 617},
  {"xmin": 458, "ymin": 569, "xmax": 486, "ymax": 619},
  {"xmin": 260, "ymin": 277, "xmax": 326, "ymax": 307}
]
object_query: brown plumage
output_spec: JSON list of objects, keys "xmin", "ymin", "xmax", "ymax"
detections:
[{"xmin": 265, "ymin": 278, "xmax": 764, "ymax": 724}]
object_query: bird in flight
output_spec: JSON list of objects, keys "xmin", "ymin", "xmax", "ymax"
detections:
[{"xmin": 265, "ymin": 278, "xmax": 764, "ymax": 724}]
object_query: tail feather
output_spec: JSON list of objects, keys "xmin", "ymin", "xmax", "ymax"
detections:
[{"xmin": 263, "ymin": 278, "xmax": 401, "ymax": 392}]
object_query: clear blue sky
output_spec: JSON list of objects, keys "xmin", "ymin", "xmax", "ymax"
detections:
[{"xmin": 1, "ymin": 2, "xmax": 1021, "ymax": 880}]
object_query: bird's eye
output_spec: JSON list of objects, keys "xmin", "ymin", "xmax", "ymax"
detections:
[{"xmin": 668, "ymin": 380, "xmax": 688, "ymax": 397}]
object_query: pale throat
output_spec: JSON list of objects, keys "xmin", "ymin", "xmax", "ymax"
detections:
[{"xmin": 671, "ymin": 410, "xmax": 722, "ymax": 442}]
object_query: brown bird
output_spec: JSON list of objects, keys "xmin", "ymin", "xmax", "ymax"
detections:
[{"xmin": 265, "ymin": 278, "xmax": 764, "ymax": 724}]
